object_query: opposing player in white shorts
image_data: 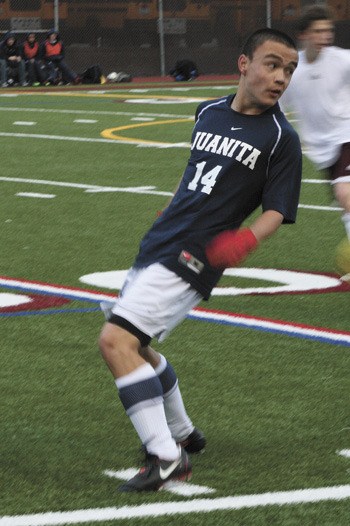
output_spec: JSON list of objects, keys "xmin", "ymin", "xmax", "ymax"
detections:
[{"xmin": 280, "ymin": 5, "xmax": 350, "ymax": 242}]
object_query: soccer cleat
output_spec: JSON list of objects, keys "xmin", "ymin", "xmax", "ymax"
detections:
[
  {"xmin": 179, "ymin": 428, "xmax": 206, "ymax": 454},
  {"xmin": 119, "ymin": 446, "xmax": 192, "ymax": 492}
]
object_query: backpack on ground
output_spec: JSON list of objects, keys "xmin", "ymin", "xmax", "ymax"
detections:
[
  {"xmin": 80, "ymin": 65, "xmax": 103, "ymax": 84},
  {"xmin": 169, "ymin": 59, "xmax": 199, "ymax": 81}
]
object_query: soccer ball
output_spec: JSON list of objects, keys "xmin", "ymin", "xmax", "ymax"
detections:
[
  {"xmin": 106, "ymin": 71, "xmax": 118, "ymax": 82},
  {"xmin": 335, "ymin": 237, "xmax": 350, "ymax": 276}
]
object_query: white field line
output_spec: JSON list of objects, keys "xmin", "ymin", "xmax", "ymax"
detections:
[
  {"xmin": 0, "ymin": 130, "xmax": 338, "ymax": 156},
  {"xmin": 73, "ymin": 119, "xmax": 98, "ymax": 124},
  {"xmin": 304, "ymin": 178, "xmax": 331, "ymax": 184},
  {"xmin": 338, "ymin": 450, "xmax": 350, "ymax": 458},
  {"xmin": 16, "ymin": 192, "xmax": 56, "ymax": 199},
  {"xmin": 0, "ymin": 106, "xmax": 194, "ymax": 119},
  {"xmin": 0, "ymin": 177, "xmax": 173, "ymax": 197},
  {"xmin": 0, "ymin": 176, "xmax": 340, "ymax": 206},
  {"xmin": 13, "ymin": 121, "xmax": 36, "ymax": 126},
  {"xmin": 47, "ymin": 85, "xmax": 233, "ymax": 94},
  {"xmin": 1, "ymin": 485, "xmax": 350, "ymax": 526},
  {"xmin": 298, "ymin": 203, "xmax": 342, "ymax": 212},
  {"xmin": 131, "ymin": 117, "xmax": 156, "ymax": 121},
  {"xmin": 0, "ymin": 131, "xmax": 183, "ymax": 148},
  {"xmin": 103, "ymin": 469, "xmax": 215, "ymax": 496}
]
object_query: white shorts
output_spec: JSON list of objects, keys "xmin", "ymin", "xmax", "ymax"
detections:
[{"xmin": 101, "ymin": 263, "xmax": 202, "ymax": 344}]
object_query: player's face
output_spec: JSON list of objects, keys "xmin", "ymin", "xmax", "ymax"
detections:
[
  {"xmin": 238, "ymin": 40, "xmax": 298, "ymax": 112},
  {"xmin": 302, "ymin": 19, "xmax": 335, "ymax": 55}
]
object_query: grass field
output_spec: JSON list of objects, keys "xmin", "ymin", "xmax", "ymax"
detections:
[{"xmin": 1, "ymin": 82, "xmax": 350, "ymax": 526}]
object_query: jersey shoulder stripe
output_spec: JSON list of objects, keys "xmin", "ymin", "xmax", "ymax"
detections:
[
  {"xmin": 270, "ymin": 114, "xmax": 283, "ymax": 154},
  {"xmin": 195, "ymin": 96, "xmax": 228, "ymax": 121}
]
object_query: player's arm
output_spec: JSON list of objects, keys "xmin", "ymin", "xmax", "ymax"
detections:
[
  {"xmin": 206, "ymin": 210, "xmax": 283, "ymax": 269},
  {"xmin": 249, "ymin": 210, "xmax": 284, "ymax": 241}
]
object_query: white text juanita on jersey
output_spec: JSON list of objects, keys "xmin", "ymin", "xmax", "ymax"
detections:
[{"xmin": 191, "ymin": 131, "xmax": 261, "ymax": 170}]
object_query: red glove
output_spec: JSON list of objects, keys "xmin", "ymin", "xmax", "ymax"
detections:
[{"xmin": 205, "ymin": 228, "xmax": 258, "ymax": 269}]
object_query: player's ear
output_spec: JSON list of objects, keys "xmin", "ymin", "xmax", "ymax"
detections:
[{"xmin": 238, "ymin": 54, "xmax": 249, "ymax": 75}]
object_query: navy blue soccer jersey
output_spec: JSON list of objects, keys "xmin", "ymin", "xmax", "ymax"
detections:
[{"xmin": 134, "ymin": 94, "xmax": 302, "ymax": 299}]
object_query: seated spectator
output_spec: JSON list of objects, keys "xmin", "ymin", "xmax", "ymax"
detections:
[
  {"xmin": 40, "ymin": 29, "xmax": 80, "ymax": 85},
  {"xmin": 0, "ymin": 32, "xmax": 27, "ymax": 87},
  {"xmin": 22, "ymin": 32, "xmax": 46, "ymax": 86}
]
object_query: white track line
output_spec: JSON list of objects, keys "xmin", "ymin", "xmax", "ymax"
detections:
[{"xmin": 1, "ymin": 485, "xmax": 350, "ymax": 526}]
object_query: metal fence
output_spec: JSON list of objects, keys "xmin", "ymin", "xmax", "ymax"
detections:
[{"xmin": 1, "ymin": 0, "xmax": 349, "ymax": 79}]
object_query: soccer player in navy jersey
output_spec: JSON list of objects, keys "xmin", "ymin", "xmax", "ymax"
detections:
[{"xmin": 99, "ymin": 28, "xmax": 302, "ymax": 492}]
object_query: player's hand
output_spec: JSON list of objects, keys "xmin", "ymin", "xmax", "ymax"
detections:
[{"xmin": 205, "ymin": 228, "xmax": 258, "ymax": 269}]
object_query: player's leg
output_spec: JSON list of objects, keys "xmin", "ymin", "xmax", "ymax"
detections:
[
  {"xmin": 99, "ymin": 322, "xmax": 179, "ymax": 459},
  {"xmin": 328, "ymin": 144, "xmax": 350, "ymax": 278},
  {"xmin": 329, "ymin": 143, "xmax": 350, "ymax": 240},
  {"xmin": 98, "ymin": 264, "xmax": 199, "ymax": 490},
  {"xmin": 139, "ymin": 346, "xmax": 206, "ymax": 452},
  {"xmin": 334, "ymin": 181, "xmax": 350, "ymax": 240},
  {"xmin": 99, "ymin": 321, "xmax": 191, "ymax": 491}
]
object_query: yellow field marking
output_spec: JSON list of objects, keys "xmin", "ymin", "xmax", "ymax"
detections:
[
  {"xmin": 101, "ymin": 118, "xmax": 193, "ymax": 144},
  {"xmin": 43, "ymin": 91, "xmax": 197, "ymax": 146}
]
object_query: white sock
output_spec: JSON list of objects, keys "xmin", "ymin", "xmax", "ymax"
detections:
[
  {"xmin": 115, "ymin": 363, "xmax": 178, "ymax": 460},
  {"xmin": 342, "ymin": 213, "xmax": 350, "ymax": 240},
  {"xmin": 155, "ymin": 354, "xmax": 194, "ymax": 442},
  {"xmin": 130, "ymin": 404, "xmax": 179, "ymax": 460}
]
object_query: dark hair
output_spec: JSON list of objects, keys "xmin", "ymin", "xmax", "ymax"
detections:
[
  {"xmin": 297, "ymin": 5, "xmax": 334, "ymax": 33},
  {"xmin": 241, "ymin": 28, "xmax": 297, "ymax": 59}
]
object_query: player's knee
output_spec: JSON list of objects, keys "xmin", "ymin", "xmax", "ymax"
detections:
[
  {"xmin": 98, "ymin": 323, "xmax": 139, "ymax": 364},
  {"xmin": 334, "ymin": 182, "xmax": 350, "ymax": 209}
]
